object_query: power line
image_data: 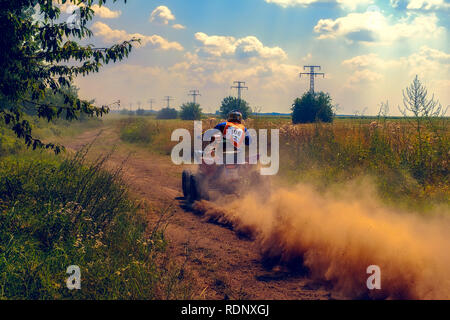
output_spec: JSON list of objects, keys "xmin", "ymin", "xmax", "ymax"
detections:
[
  {"xmin": 163, "ymin": 96, "xmax": 175, "ymax": 108},
  {"xmin": 188, "ymin": 90, "xmax": 201, "ymax": 104},
  {"xmin": 231, "ymin": 81, "xmax": 248, "ymax": 100},
  {"xmin": 300, "ymin": 65, "xmax": 325, "ymax": 93}
]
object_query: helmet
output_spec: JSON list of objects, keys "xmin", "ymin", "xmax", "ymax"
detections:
[{"xmin": 227, "ymin": 110, "xmax": 243, "ymax": 124}]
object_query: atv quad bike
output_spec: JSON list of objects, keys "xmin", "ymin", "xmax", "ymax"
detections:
[{"xmin": 182, "ymin": 134, "xmax": 261, "ymax": 203}]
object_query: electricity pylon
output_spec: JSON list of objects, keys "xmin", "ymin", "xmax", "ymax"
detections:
[
  {"xmin": 188, "ymin": 90, "xmax": 201, "ymax": 104},
  {"xmin": 231, "ymin": 81, "xmax": 248, "ymax": 100},
  {"xmin": 300, "ymin": 66, "xmax": 325, "ymax": 93},
  {"xmin": 163, "ymin": 96, "xmax": 175, "ymax": 108},
  {"xmin": 148, "ymin": 98, "xmax": 155, "ymax": 111}
]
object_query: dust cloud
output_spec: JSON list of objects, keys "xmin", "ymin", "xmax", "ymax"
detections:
[{"xmin": 194, "ymin": 180, "xmax": 450, "ymax": 299}]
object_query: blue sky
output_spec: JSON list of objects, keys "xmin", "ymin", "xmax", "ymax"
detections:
[{"xmin": 61, "ymin": 0, "xmax": 450, "ymax": 115}]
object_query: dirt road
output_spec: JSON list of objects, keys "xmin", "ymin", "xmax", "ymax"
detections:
[{"xmin": 65, "ymin": 126, "xmax": 335, "ymax": 300}]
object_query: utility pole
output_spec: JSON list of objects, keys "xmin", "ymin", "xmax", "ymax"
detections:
[
  {"xmin": 163, "ymin": 96, "xmax": 175, "ymax": 108},
  {"xmin": 148, "ymin": 98, "xmax": 155, "ymax": 111},
  {"xmin": 188, "ymin": 90, "xmax": 201, "ymax": 104},
  {"xmin": 231, "ymin": 81, "xmax": 248, "ymax": 100},
  {"xmin": 300, "ymin": 66, "xmax": 325, "ymax": 93}
]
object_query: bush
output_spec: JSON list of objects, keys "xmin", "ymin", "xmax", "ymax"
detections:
[
  {"xmin": 0, "ymin": 149, "xmax": 189, "ymax": 299},
  {"xmin": 157, "ymin": 108, "xmax": 178, "ymax": 120},
  {"xmin": 219, "ymin": 96, "xmax": 251, "ymax": 120},
  {"xmin": 120, "ymin": 118, "xmax": 158, "ymax": 144},
  {"xmin": 292, "ymin": 91, "xmax": 334, "ymax": 124},
  {"xmin": 180, "ymin": 103, "xmax": 202, "ymax": 120}
]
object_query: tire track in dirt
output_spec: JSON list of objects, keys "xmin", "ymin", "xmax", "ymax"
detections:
[{"xmin": 64, "ymin": 126, "xmax": 336, "ymax": 300}]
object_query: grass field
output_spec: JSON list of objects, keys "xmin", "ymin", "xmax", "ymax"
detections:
[{"xmin": 115, "ymin": 114, "xmax": 449, "ymax": 211}]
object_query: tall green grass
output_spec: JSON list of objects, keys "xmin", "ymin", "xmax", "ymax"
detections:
[
  {"xmin": 277, "ymin": 119, "xmax": 449, "ymax": 208},
  {"xmin": 118, "ymin": 117, "xmax": 195, "ymax": 155},
  {"xmin": 116, "ymin": 116, "xmax": 448, "ymax": 209},
  {"xmin": 0, "ymin": 127, "xmax": 23, "ymax": 155},
  {"xmin": 0, "ymin": 146, "xmax": 190, "ymax": 299},
  {"xmin": 32, "ymin": 117, "xmax": 104, "ymax": 143}
]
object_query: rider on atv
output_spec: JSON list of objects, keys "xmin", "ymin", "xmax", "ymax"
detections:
[
  {"xmin": 214, "ymin": 110, "xmax": 251, "ymax": 153},
  {"xmin": 182, "ymin": 111, "xmax": 255, "ymax": 202}
]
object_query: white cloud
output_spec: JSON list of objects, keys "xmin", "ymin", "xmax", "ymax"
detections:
[
  {"xmin": 407, "ymin": 0, "xmax": 450, "ymax": 10},
  {"xmin": 91, "ymin": 4, "xmax": 121, "ymax": 18},
  {"xmin": 54, "ymin": 1, "xmax": 121, "ymax": 18},
  {"xmin": 342, "ymin": 54, "xmax": 384, "ymax": 86},
  {"xmin": 194, "ymin": 32, "xmax": 287, "ymax": 61},
  {"xmin": 342, "ymin": 46, "xmax": 450, "ymax": 88},
  {"xmin": 194, "ymin": 33, "xmax": 236, "ymax": 57},
  {"xmin": 342, "ymin": 53, "xmax": 386, "ymax": 68},
  {"xmin": 160, "ymin": 33, "xmax": 297, "ymax": 107},
  {"xmin": 314, "ymin": 11, "xmax": 445, "ymax": 45},
  {"xmin": 150, "ymin": 6, "xmax": 176, "ymax": 25},
  {"xmin": 400, "ymin": 46, "xmax": 450, "ymax": 76},
  {"xmin": 172, "ymin": 24, "xmax": 186, "ymax": 30},
  {"xmin": 391, "ymin": 0, "xmax": 450, "ymax": 10},
  {"xmin": 92, "ymin": 22, "xmax": 184, "ymax": 51},
  {"xmin": 343, "ymin": 47, "xmax": 450, "ymax": 72},
  {"xmin": 149, "ymin": 6, "xmax": 186, "ymax": 30},
  {"xmin": 264, "ymin": 0, "xmax": 373, "ymax": 9},
  {"xmin": 347, "ymin": 69, "xmax": 383, "ymax": 85}
]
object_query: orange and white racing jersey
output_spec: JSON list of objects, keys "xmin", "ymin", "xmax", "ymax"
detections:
[{"xmin": 215, "ymin": 121, "xmax": 248, "ymax": 149}]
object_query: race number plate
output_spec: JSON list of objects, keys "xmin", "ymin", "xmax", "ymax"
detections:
[{"xmin": 226, "ymin": 127, "xmax": 244, "ymax": 145}]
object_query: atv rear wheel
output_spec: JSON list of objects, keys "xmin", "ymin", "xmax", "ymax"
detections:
[
  {"xmin": 182, "ymin": 170, "xmax": 191, "ymax": 200},
  {"xmin": 190, "ymin": 174, "xmax": 209, "ymax": 202}
]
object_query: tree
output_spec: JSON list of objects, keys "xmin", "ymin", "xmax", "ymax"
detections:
[
  {"xmin": 157, "ymin": 108, "xmax": 178, "ymax": 119},
  {"xmin": 0, "ymin": 1, "xmax": 138, "ymax": 152},
  {"xmin": 180, "ymin": 103, "xmax": 202, "ymax": 120},
  {"xmin": 22, "ymin": 84, "xmax": 79, "ymax": 116},
  {"xmin": 291, "ymin": 91, "xmax": 334, "ymax": 124},
  {"xmin": 219, "ymin": 96, "xmax": 251, "ymax": 120}
]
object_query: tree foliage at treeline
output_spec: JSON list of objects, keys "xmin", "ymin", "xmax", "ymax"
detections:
[
  {"xmin": 219, "ymin": 96, "xmax": 251, "ymax": 120},
  {"xmin": 156, "ymin": 103, "xmax": 203, "ymax": 120},
  {"xmin": 156, "ymin": 107, "xmax": 178, "ymax": 119},
  {"xmin": 180, "ymin": 102, "xmax": 202, "ymax": 120},
  {"xmin": 0, "ymin": 0, "xmax": 138, "ymax": 152},
  {"xmin": 25, "ymin": 84, "xmax": 95, "ymax": 122},
  {"xmin": 292, "ymin": 91, "xmax": 335, "ymax": 124}
]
